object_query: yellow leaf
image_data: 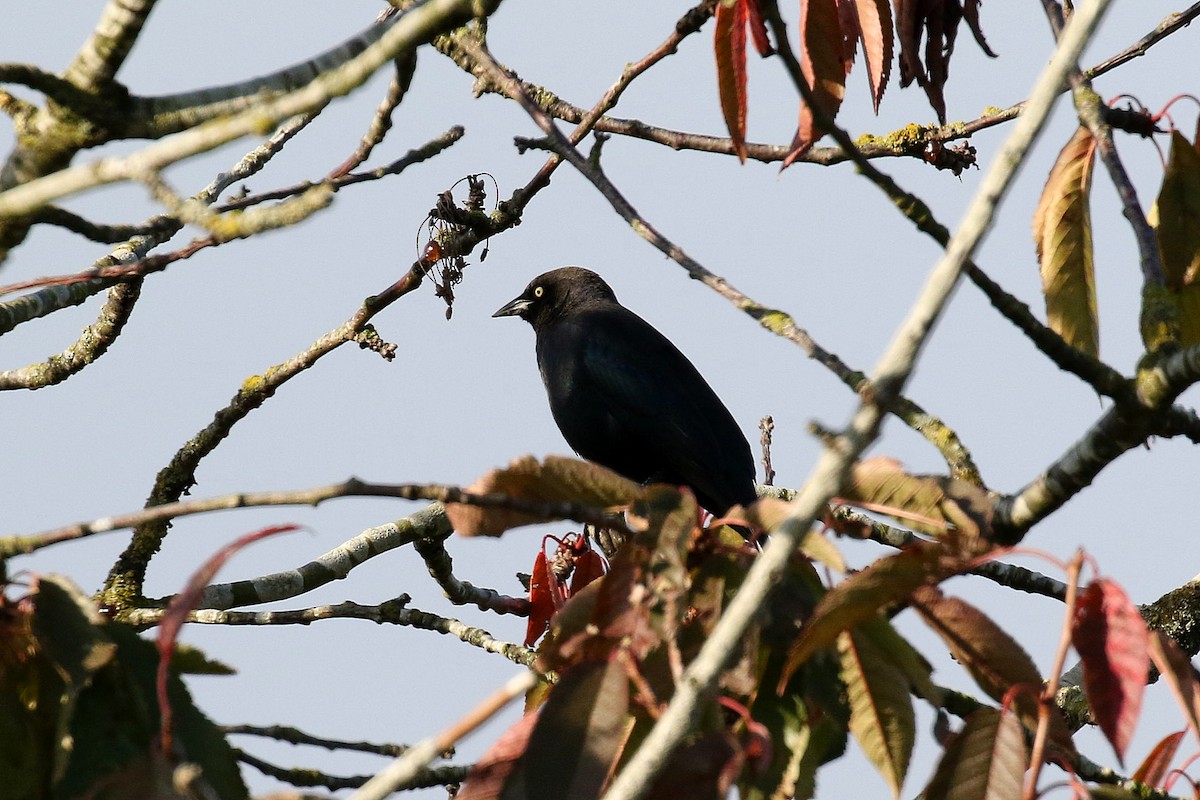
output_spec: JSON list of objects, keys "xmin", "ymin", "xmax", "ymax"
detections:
[
  {"xmin": 1033, "ymin": 126, "xmax": 1099, "ymax": 357},
  {"xmin": 1153, "ymin": 131, "xmax": 1200, "ymax": 290},
  {"xmin": 838, "ymin": 628, "xmax": 915, "ymax": 798}
]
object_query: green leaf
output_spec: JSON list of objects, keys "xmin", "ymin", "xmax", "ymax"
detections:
[
  {"xmin": 838, "ymin": 628, "xmax": 915, "ymax": 798},
  {"xmin": 856, "ymin": 616, "xmax": 940, "ymax": 705},
  {"xmin": 842, "ymin": 457, "xmax": 992, "ymax": 547},
  {"xmin": 779, "ymin": 544, "xmax": 944, "ymax": 687},
  {"xmin": 742, "ymin": 497, "xmax": 847, "ymax": 572},
  {"xmin": 1032, "ymin": 126, "xmax": 1099, "ymax": 357}
]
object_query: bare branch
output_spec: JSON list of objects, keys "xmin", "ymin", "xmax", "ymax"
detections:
[
  {"xmin": 0, "ymin": 280, "xmax": 141, "ymax": 390},
  {"xmin": 413, "ymin": 534, "xmax": 530, "ymax": 616},
  {"xmin": 64, "ymin": 0, "xmax": 158, "ymax": 90},
  {"xmin": 1084, "ymin": 3, "xmax": 1200, "ymax": 79},
  {"xmin": 327, "ymin": 53, "xmax": 419, "ymax": 180},
  {"xmin": 997, "ymin": 343, "xmax": 1200, "ymax": 543},
  {"xmin": 0, "ymin": 0, "xmax": 501, "ymax": 219},
  {"xmin": 235, "ymin": 747, "xmax": 470, "ymax": 793},
  {"xmin": 225, "ymin": 724, "xmax": 416, "ymax": 757},
  {"xmin": 129, "ymin": 596, "xmax": 537, "ymax": 669}
]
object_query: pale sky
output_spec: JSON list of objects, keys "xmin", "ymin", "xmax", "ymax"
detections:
[{"xmin": 3, "ymin": 2, "xmax": 1197, "ymax": 796}]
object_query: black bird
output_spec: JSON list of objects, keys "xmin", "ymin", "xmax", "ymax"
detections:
[{"xmin": 493, "ymin": 267, "xmax": 758, "ymax": 517}]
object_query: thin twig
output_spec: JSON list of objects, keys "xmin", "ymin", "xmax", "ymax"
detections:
[
  {"xmin": 413, "ymin": 534, "xmax": 531, "ymax": 615},
  {"xmin": 349, "ymin": 670, "xmax": 538, "ymax": 800},
  {"xmin": 128, "ymin": 597, "xmax": 538, "ymax": 669},
  {"xmin": 1025, "ymin": 551, "xmax": 1083, "ymax": 798},
  {"xmin": 235, "ymin": 747, "xmax": 470, "ymax": 792},
  {"xmin": 0, "ymin": 0, "xmax": 499, "ymax": 218},
  {"xmin": 10, "ymin": 477, "xmax": 624, "ymax": 559},
  {"xmin": 327, "ymin": 52, "xmax": 419, "ymax": 180},
  {"xmin": 225, "ymin": 724, "xmax": 413, "ymax": 757}
]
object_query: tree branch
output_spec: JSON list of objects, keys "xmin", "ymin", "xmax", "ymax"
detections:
[
  {"xmin": 63, "ymin": 0, "xmax": 157, "ymax": 91},
  {"xmin": 599, "ymin": 2, "xmax": 1116, "ymax": 795},
  {"xmin": 471, "ymin": 37, "xmax": 986, "ymax": 485},
  {"xmin": 0, "ymin": 0, "xmax": 501, "ymax": 218}
]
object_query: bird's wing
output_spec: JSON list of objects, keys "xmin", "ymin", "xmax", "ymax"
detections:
[{"xmin": 568, "ymin": 308, "xmax": 755, "ymax": 510}]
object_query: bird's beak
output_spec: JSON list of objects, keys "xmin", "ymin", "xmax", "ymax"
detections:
[{"xmin": 492, "ymin": 296, "xmax": 532, "ymax": 318}]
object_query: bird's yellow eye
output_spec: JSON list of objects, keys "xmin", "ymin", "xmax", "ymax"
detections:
[{"xmin": 533, "ymin": 286, "xmax": 544, "ymax": 298}]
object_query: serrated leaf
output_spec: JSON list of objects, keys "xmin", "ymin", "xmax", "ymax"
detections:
[
  {"xmin": 838, "ymin": 629, "xmax": 915, "ymax": 798},
  {"xmin": 779, "ymin": 544, "xmax": 945, "ymax": 686},
  {"xmin": 857, "ymin": 616, "xmax": 941, "ymax": 705},
  {"xmin": 447, "ymin": 455, "xmax": 640, "ymax": 537},
  {"xmin": 922, "ymin": 707, "xmax": 1025, "ymax": 800},
  {"xmin": 911, "ymin": 586, "xmax": 1077, "ymax": 758},
  {"xmin": 841, "ymin": 458, "xmax": 992, "ymax": 549},
  {"xmin": 509, "ymin": 659, "xmax": 630, "ymax": 800},
  {"xmin": 1130, "ymin": 729, "xmax": 1184, "ymax": 787},
  {"xmin": 1147, "ymin": 631, "xmax": 1200, "ymax": 747},
  {"xmin": 1072, "ymin": 578, "xmax": 1149, "ymax": 764},
  {"xmin": 784, "ymin": 0, "xmax": 847, "ymax": 167},
  {"xmin": 836, "ymin": 0, "xmax": 860, "ymax": 71},
  {"xmin": 1153, "ymin": 131, "xmax": 1200, "ymax": 290},
  {"xmin": 852, "ymin": 0, "xmax": 894, "ymax": 111},
  {"xmin": 31, "ymin": 575, "xmax": 117, "ymax": 690},
  {"xmin": 715, "ymin": 0, "xmax": 750, "ymax": 162},
  {"xmin": 1033, "ymin": 126, "xmax": 1099, "ymax": 357}
]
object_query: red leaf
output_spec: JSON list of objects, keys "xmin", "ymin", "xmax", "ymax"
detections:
[
  {"xmin": 570, "ymin": 548, "xmax": 607, "ymax": 595},
  {"xmin": 852, "ymin": 0, "xmax": 894, "ymax": 112},
  {"xmin": 836, "ymin": 0, "xmax": 860, "ymax": 73},
  {"xmin": 1148, "ymin": 631, "xmax": 1200, "ymax": 746},
  {"xmin": 1131, "ymin": 729, "xmax": 1185, "ymax": 788},
  {"xmin": 525, "ymin": 550, "xmax": 555, "ymax": 647},
  {"xmin": 1072, "ymin": 578, "xmax": 1149, "ymax": 764},
  {"xmin": 784, "ymin": 0, "xmax": 848, "ymax": 168},
  {"xmin": 715, "ymin": 0, "xmax": 750, "ymax": 162},
  {"xmin": 746, "ymin": 0, "xmax": 774, "ymax": 56},
  {"xmin": 156, "ymin": 524, "xmax": 299, "ymax": 752}
]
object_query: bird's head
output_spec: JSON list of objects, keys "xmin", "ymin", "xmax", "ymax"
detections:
[{"xmin": 493, "ymin": 267, "xmax": 619, "ymax": 329}]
